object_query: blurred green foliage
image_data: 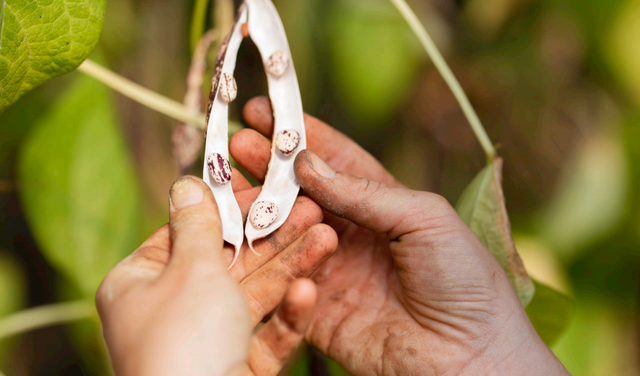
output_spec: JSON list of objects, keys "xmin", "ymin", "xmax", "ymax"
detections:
[
  {"xmin": 0, "ymin": 251, "xmax": 25, "ymax": 372},
  {"xmin": 526, "ymin": 280, "xmax": 573, "ymax": 346},
  {"xmin": 325, "ymin": 0, "xmax": 422, "ymax": 127},
  {"xmin": 0, "ymin": 0, "xmax": 639, "ymax": 374},
  {"xmin": 17, "ymin": 74, "xmax": 141, "ymax": 296}
]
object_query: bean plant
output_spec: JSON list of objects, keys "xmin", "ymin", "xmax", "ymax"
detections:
[{"xmin": 0, "ymin": 0, "xmax": 576, "ymax": 373}]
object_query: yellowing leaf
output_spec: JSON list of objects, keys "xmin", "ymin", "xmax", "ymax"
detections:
[
  {"xmin": 18, "ymin": 74, "xmax": 141, "ymax": 296},
  {"xmin": 456, "ymin": 158, "xmax": 535, "ymax": 306}
]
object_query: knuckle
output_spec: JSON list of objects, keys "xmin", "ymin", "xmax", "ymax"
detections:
[
  {"xmin": 355, "ymin": 177, "xmax": 387, "ymax": 205},
  {"xmin": 423, "ymin": 192, "xmax": 454, "ymax": 214}
]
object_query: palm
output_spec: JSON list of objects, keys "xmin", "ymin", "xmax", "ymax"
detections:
[
  {"xmin": 234, "ymin": 98, "xmax": 533, "ymax": 375},
  {"xmin": 305, "ymin": 210, "xmax": 482, "ymax": 375}
]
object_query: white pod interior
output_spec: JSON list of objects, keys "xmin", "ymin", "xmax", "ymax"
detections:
[
  {"xmin": 244, "ymin": 0, "xmax": 307, "ymax": 252},
  {"xmin": 202, "ymin": 6, "xmax": 248, "ymax": 267}
]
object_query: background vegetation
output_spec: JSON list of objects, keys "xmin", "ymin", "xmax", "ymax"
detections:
[{"xmin": 1, "ymin": 0, "xmax": 639, "ymax": 374}]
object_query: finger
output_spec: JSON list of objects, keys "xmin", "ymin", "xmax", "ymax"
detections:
[
  {"xmin": 229, "ymin": 128, "xmax": 271, "ymax": 183},
  {"xmin": 97, "ymin": 225, "xmax": 171, "ymax": 313},
  {"xmin": 294, "ymin": 150, "xmax": 459, "ymax": 240},
  {"xmin": 224, "ymin": 196, "xmax": 324, "ymax": 281},
  {"xmin": 241, "ymin": 224, "xmax": 337, "ymax": 326},
  {"xmin": 166, "ymin": 176, "xmax": 227, "ymax": 276},
  {"xmin": 231, "ymin": 167, "xmax": 253, "ymax": 192},
  {"xmin": 242, "ymin": 96, "xmax": 398, "ymax": 185},
  {"xmin": 246, "ymin": 279, "xmax": 317, "ymax": 376}
]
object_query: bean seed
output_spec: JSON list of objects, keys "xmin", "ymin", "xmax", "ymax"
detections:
[
  {"xmin": 219, "ymin": 73, "xmax": 238, "ymax": 103},
  {"xmin": 249, "ymin": 201, "xmax": 279, "ymax": 229},
  {"xmin": 207, "ymin": 153, "xmax": 232, "ymax": 185},
  {"xmin": 265, "ymin": 51, "xmax": 289, "ymax": 78},
  {"xmin": 275, "ymin": 129, "xmax": 300, "ymax": 156}
]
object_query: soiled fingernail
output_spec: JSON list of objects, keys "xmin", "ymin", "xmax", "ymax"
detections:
[
  {"xmin": 308, "ymin": 151, "xmax": 335, "ymax": 179},
  {"xmin": 170, "ymin": 177, "xmax": 204, "ymax": 209}
]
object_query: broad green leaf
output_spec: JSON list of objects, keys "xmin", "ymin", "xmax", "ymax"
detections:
[
  {"xmin": 18, "ymin": 73, "xmax": 141, "ymax": 296},
  {"xmin": 325, "ymin": 0, "xmax": 422, "ymax": 128},
  {"xmin": 539, "ymin": 128, "xmax": 628, "ymax": 262},
  {"xmin": 525, "ymin": 280, "xmax": 572, "ymax": 346},
  {"xmin": 456, "ymin": 158, "xmax": 535, "ymax": 306},
  {"xmin": 0, "ymin": 0, "xmax": 106, "ymax": 112}
]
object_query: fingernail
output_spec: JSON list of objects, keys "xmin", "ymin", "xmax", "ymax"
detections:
[
  {"xmin": 170, "ymin": 177, "xmax": 204, "ymax": 209},
  {"xmin": 308, "ymin": 151, "xmax": 335, "ymax": 178}
]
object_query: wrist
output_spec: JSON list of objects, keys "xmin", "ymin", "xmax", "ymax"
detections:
[{"xmin": 461, "ymin": 308, "xmax": 569, "ymax": 376}]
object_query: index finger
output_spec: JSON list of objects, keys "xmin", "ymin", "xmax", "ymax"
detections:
[{"xmin": 242, "ymin": 96, "xmax": 400, "ymax": 186}]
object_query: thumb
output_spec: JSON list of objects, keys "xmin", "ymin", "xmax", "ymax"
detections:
[
  {"xmin": 167, "ymin": 176, "xmax": 227, "ymax": 274},
  {"xmin": 294, "ymin": 150, "xmax": 459, "ymax": 240}
]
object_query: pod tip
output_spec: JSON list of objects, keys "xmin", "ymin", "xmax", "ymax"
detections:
[
  {"xmin": 227, "ymin": 243, "xmax": 242, "ymax": 270},
  {"xmin": 248, "ymin": 240, "xmax": 263, "ymax": 257}
]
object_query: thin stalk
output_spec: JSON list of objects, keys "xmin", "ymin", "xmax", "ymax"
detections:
[
  {"xmin": 0, "ymin": 300, "xmax": 95, "ymax": 340},
  {"xmin": 190, "ymin": 0, "xmax": 210, "ymax": 52},
  {"xmin": 389, "ymin": 0, "xmax": 497, "ymax": 161},
  {"xmin": 77, "ymin": 60, "xmax": 207, "ymax": 129}
]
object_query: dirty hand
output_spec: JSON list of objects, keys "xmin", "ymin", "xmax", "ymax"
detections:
[
  {"xmin": 231, "ymin": 97, "xmax": 569, "ymax": 375},
  {"xmin": 97, "ymin": 176, "xmax": 337, "ymax": 376}
]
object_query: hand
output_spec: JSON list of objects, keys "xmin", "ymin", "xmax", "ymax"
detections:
[
  {"xmin": 96, "ymin": 176, "xmax": 338, "ymax": 376},
  {"xmin": 230, "ymin": 97, "xmax": 569, "ymax": 375}
]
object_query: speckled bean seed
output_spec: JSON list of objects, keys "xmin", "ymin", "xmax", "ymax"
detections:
[
  {"xmin": 275, "ymin": 129, "xmax": 300, "ymax": 156},
  {"xmin": 207, "ymin": 153, "xmax": 232, "ymax": 185},
  {"xmin": 249, "ymin": 201, "xmax": 279, "ymax": 229},
  {"xmin": 265, "ymin": 51, "xmax": 289, "ymax": 78},
  {"xmin": 219, "ymin": 73, "xmax": 238, "ymax": 103}
]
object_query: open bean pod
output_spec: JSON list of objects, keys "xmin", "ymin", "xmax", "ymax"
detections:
[
  {"xmin": 202, "ymin": 5, "xmax": 247, "ymax": 267},
  {"xmin": 244, "ymin": 0, "xmax": 307, "ymax": 253},
  {"xmin": 203, "ymin": 0, "xmax": 306, "ymax": 264}
]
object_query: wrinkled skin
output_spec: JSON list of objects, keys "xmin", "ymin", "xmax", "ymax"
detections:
[
  {"xmin": 230, "ymin": 97, "xmax": 569, "ymax": 375},
  {"xmin": 97, "ymin": 176, "xmax": 338, "ymax": 376}
]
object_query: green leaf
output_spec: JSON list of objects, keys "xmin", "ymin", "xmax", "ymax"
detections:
[
  {"xmin": 326, "ymin": 0, "xmax": 422, "ymax": 128},
  {"xmin": 525, "ymin": 280, "xmax": 572, "ymax": 346},
  {"xmin": 0, "ymin": 0, "xmax": 106, "ymax": 112},
  {"xmin": 456, "ymin": 158, "xmax": 535, "ymax": 306},
  {"xmin": 18, "ymin": 73, "xmax": 141, "ymax": 296}
]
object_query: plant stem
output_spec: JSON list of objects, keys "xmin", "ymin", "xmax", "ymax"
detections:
[
  {"xmin": 0, "ymin": 300, "xmax": 95, "ymax": 340},
  {"xmin": 190, "ymin": 0, "xmax": 210, "ymax": 52},
  {"xmin": 77, "ymin": 60, "xmax": 207, "ymax": 129},
  {"xmin": 389, "ymin": 0, "xmax": 497, "ymax": 161}
]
